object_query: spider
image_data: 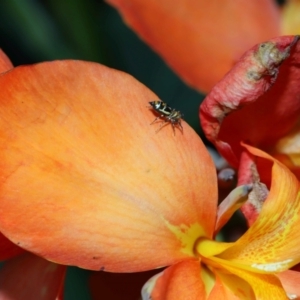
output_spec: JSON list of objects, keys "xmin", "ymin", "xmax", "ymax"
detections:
[{"xmin": 149, "ymin": 100, "xmax": 183, "ymax": 135}]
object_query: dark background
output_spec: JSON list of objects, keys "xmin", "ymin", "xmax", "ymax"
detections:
[{"xmin": 0, "ymin": 0, "xmax": 204, "ymax": 135}]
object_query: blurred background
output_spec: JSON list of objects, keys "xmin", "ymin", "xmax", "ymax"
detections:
[
  {"xmin": 0, "ymin": 0, "xmax": 204, "ymax": 134},
  {"xmin": 0, "ymin": 0, "xmax": 284, "ymax": 299}
]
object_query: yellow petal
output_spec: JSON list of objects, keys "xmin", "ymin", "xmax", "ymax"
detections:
[
  {"xmin": 218, "ymin": 145, "xmax": 300, "ymax": 273},
  {"xmin": 273, "ymin": 122, "xmax": 300, "ymax": 178},
  {"xmin": 209, "ymin": 269, "xmax": 254, "ymax": 300},
  {"xmin": 220, "ymin": 264, "xmax": 287, "ymax": 299},
  {"xmin": 281, "ymin": 0, "xmax": 300, "ymax": 35}
]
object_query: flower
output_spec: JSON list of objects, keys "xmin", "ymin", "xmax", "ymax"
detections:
[
  {"xmin": 0, "ymin": 50, "xmax": 300, "ymax": 298},
  {"xmin": 141, "ymin": 144, "xmax": 300, "ymax": 299},
  {"xmin": 106, "ymin": 0, "xmax": 299, "ymax": 93}
]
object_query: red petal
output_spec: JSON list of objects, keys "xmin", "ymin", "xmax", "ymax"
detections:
[
  {"xmin": 0, "ymin": 253, "xmax": 66, "ymax": 300},
  {"xmin": 0, "ymin": 233, "xmax": 24, "ymax": 261},
  {"xmin": 0, "ymin": 50, "xmax": 13, "ymax": 73},
  {"xmin": 0, "ymin": 61, "xmax": 217, "ymax": 271},
  {"xmin": 107, "ymin": 0, "xmax": 280, "ymax": 92},
  {"xmin": 200, "ymin": 36, "xmax": 300, "ymax": 167},
  {"xmin": 237, "ymin": 148, "xmax": 272, "ymax": 225}
]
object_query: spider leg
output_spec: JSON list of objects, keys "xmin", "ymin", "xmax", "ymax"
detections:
[
  {"xmin": 155, "ymin": 120, "xmax": 169, "ymax": 133},
  {"xmin": 171, "ymin": 122, "xmax": 176, "ymax": 136},
  {"xmin": 150, "ymin": 117, "xmax": 160, "ymax": 125},
  {"xmin": 178, "ymin": 120, "xmax": 183, "ymax": 132},
  {"xmin": 150, "ymin": 115, "xmax": 166, "ymax": 125}
]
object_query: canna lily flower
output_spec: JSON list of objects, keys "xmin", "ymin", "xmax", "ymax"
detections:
[
  {"xmin": 106, "ymin": 0, "xmax": 299, "ymax": 93},
  {"xmin": 200, "ymin": 35, "xmax": 300, "ymax": 224},
  {"xmin": 0, "ymin": 50, "xmax": 300, "ymax": 298}
]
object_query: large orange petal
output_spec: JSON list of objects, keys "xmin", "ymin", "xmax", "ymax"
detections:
[
  {"xmin": 218, "ymin": 145, "xmax": 300, "ymax": 273},
  {"xmin": 0, "ymin": 61, "xmax": 217, "ymax": 271},
  {"xmin": 143, "ymin": 260, "xmax": 206, "ymax": 300},
  {"xmin": 106, "ymin": 0, "xmax": 280, "ymax": 92},
  {"xmin": 0, "ymin": 253, "xmax": 66, "ymax": 300},
  {"xmin": 0, "ymin": 50, "xmax": 13, "ymax": 73},
  {"xmin": 200, "ymin": 36, "xmax": 300, "ymax": 167},
  {"xmin": 0, "ymin": 51, "xmax": 20, "ymax": 262}
]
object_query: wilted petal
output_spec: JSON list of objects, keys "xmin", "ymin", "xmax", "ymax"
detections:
[
  {"xmin": 0, "ymin": 50, "xmax": 13, "ymax": 73},
  {"xmin": 0, "ymin": 61, "xmax": 217, "ymax": 271},
  {"xmin": 106, "ymin": 0, "xmax": 280, "ymax": 92},
  {"xmin": 237, "ymin": 148, "xmax": 271, "ymax": 225},
  {"xmin": 218, "ymin": 145, "xmax": 300, "ymax": 273},
  {"xmin": 200, "ymin": 36, "xmax": 300, "ymax": 167},
  {"xmin": 0, "ymin": 253, "xmax": 66, "ymax": 300},
  {"xmin": 143, "ymin": 260, "xmax": 206, "ymax": 300}
]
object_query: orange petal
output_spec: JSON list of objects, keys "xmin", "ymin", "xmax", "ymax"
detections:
[
  {"xmin": 143, "ymin": 260, "xmax": 206, "ymax": 300},
  {"xmin": 215, "ymin": 184, "xmax": 252, "ymax": 233},
  {"xmin": 106, "ymin": 0, "xmax": 280, "ymax": 92},
  {"xmin": 0, "ymin": 233, "xmax": 24, "ymax": 261},
  {"xmin": 200, "ymin": 36, "xmax": 300, "ymax": 167},
  {"xmin": 277, "ymin": 270, "xmax": 300, "ymax": 299},
  {"xmin": 218, "ymin": 145, "xmax": 300, "ymax": 273},
  {"xmin": 0, "ymin": 50, "xmax": 13, "ymax": 73},
  {"xmin": 0, "ymin": 61, "xmax": 217, "ymax": 271},
  {"xmin": 0, "ymin": 253, "xmax": 66, "ymax": 300}
]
